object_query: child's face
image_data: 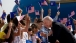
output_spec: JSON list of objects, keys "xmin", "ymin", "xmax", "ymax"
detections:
[
  {"xmin": 28, "ymin": 31, "xmax": 32, "ymax": 35},
  {"xmin": 34, "ymin": 28, "xmax": 38, "ymax": 33}
]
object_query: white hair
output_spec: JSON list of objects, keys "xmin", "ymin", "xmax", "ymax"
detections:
[{"xmin": 43, "ymin": 16, "xmax": 53, "ymax": 22}]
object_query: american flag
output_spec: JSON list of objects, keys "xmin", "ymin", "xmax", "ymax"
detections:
[
  {"xmin": 35, "ymin": 10, "xmax": 39, "ymax": 15},
  {"xmin": 41, "ymin": 0, "xmax": 48, "ymax": 6},
  {"xmin": 15, "ymin": 0, "xmax": 20, "ymax": 5},
  {"xmin": 28, "ymin": 5, "xmax": 35, "ymax": 13},
  {"xmin": 69, "ymin": 11, "xmax": 75, "ymax": 17},
  {"xmin": 0, "ymin": 0, "xmax": 2, "ymax": 6}
]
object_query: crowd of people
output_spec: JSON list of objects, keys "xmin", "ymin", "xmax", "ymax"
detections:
[{"xmin": 0, "ymin": 8, "xmax": 76, "ymax": 43}]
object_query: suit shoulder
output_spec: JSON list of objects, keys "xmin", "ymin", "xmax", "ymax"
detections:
[{"xmin": 52, "ymin": 21, "xmax": 62, "ymax": 26}]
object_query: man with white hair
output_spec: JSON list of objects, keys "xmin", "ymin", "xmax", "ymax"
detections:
[{"xmin": 43, "ymin": 16, "xmax": 76, "ymax": 43}]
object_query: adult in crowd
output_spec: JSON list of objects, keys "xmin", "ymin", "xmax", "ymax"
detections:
[
  {"xmin": 43, "ymin": 16, "xmax": 76, "ymax": 43},
  {"xmin": 60, "ymin": 18, "xmax": 68, "ymax": 26},
  {"xmin": 35, "ymin": 8, "xmax": 60, "ymax": 43}
]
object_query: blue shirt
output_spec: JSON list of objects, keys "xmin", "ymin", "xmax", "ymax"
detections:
[{"xmin": 36, "ymin": 26, "xmax": 49, "ymax": 43}]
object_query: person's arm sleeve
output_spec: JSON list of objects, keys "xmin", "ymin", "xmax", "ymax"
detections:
[{"xmin": 53, "ymin": 15, "xmax": 58, "ymax": 22}]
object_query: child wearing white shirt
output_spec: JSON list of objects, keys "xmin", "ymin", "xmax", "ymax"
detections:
[{"xmin": 31, "ymin": 24, "xmax": 41, "ymax": 43}]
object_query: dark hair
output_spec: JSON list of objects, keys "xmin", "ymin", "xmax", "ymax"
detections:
[
  {"xmin": 28, "ymin": 27, "xmax": 32, "ymax": 31},
  {"xmin": 20, "ymin": 20, "xmax": 25, "ymax": 26},
  {"xmin": 36, "ymin": 19, "xmax": 43, "ymax": 23},
  {"xmin": 34, "ymin": 18, "xmax": 38, "ymax": 23},
  {"xmin": 7, "ymin": 14, "xmax": 10, "ymax": 23},
  {"xmin": 0, "ymin": 20, "xmax": 1, "ymax": 24},
  {"xmin": 12, "ymin": 17, "xmax": 18, "ymax": 27},
  {"xmin": 4, "ymin": 25, "xmax": 14, "ymax": 43},
  {"xmin": 31, "ymin": 23, "xmax": 38, "ymax": 30}
]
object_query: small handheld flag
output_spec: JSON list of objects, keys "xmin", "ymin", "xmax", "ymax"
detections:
[
  {"xmin": 10, "ymin": 12, "xmax": 16, "ymax": 19},
  {"xmin": 1, "ymin": 11, "xmax": 6, "ymax": 20},
  {"xmin": 15, "ymin": 0, "xmax": 20, "ymax": 5},
  {"xmin": 41, "ymin": 0, "xmax": 48, "ymax": 6},
  {"xmin": 69, "ymin": 11, "xmax": 75, "ymax": 18},
  {"xmin": 50, "ymin": 1, "xmax": 56, "ymax": 6},
  {"xmin": 35, "ymin": 10, "xmax": 39, "ymax": 15},
  {"xmin": 28, "ymin": 5, "xmax": 35, "ymax": 13}
]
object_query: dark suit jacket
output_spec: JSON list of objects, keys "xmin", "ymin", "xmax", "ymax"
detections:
[{"xmin": 48, "ymin": 21, "xmax": 76, "ymax": 43}]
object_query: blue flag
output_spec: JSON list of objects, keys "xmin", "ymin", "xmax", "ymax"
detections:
[
  {"xmin": 10, "ymin": 12, "xmax": 16, "ymax": 19},
  {"xmin": 1, "ymin": 12, "xmax": 6, "ymax": 20},
  {"xmin": 50, "ymin": 1, "xmax": 56, "ymax": 6},
  {"xmin": 15, "ymin": 0, "xmax": 20, "ymax": 5}
]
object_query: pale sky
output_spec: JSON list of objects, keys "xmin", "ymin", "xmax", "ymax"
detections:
[
  {"xmin": 0, "ymin": 0, "xmax": 15, "ymax": 16},
  {"xmin": 0, "ymin": 0, "xmax": 15, "ymax": 23}
]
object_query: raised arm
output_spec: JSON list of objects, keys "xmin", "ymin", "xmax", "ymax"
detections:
[
  {"xmin": 53, "ymin": 11, "xmax": 60, "ymax": 21},
  {"xmin": 40, "ymin": 8, "xmax": 44, "ymax": 20}
]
